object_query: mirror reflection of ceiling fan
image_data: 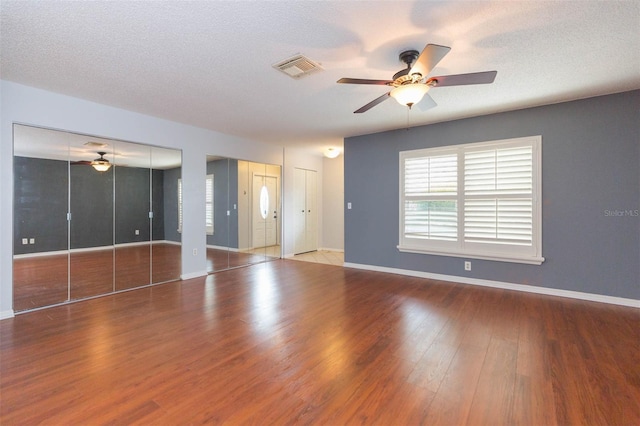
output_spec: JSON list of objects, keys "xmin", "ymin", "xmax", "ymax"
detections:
[
  {"xmin": 71, "ymin": 151, "xmax": 112, "ymax": 172},
  {"xmin": 337, "ymin": 43, "xmax": 497, "ymax": 113}
]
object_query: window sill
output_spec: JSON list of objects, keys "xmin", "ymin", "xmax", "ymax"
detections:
[{"xmin": 397, "ymin": 245, "xmax": 545, "ymax": 265}]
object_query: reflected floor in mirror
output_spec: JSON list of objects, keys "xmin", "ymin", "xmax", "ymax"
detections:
[
  {"xmin": 207, "ymin": 246, "xmax": 280, "ymax": 272},
  {"xmin": 2, "ymin": 260, "xmax": 638, "ymax": 424},
  {"xmin": 13, "ymin": 243, "xmax": 181, "ymax": 312},
  {"xmin": 290, "ymin": 250, "xmax": 344, "ymax": 266}
]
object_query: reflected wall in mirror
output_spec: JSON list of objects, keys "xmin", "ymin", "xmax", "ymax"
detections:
[
  {"xmin": 205, "ymin": 157, "xmax": 281, "ymax": 274},
  {"xmin": 12, "ymin": 124, "xmax": 182, "ymax": 312},
  {"xmin": 69, "ymin": 141, "xmax": 114, "ymax": 300}
]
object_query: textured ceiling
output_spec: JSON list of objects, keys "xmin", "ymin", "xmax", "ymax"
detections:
[{"xmin": 2, "ymin": 1, "xmax": 639, "ymax": 154}]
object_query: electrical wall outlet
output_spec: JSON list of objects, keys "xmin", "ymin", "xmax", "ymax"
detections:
[
  {"xmin": 464, "ymin": 261, "xmax": 471, "ymax": 271},
  {"xmin": 22, "ymin": 238, "xmax": 28, "ymax": 245},
  {"xmin": 135, "ymin": 229, "xmax": 140, "ymax": 235},
  {"xmin": 193, "ymin": 249, "xmax": 197, "ymax": 256},
  {"xmin": 29, "ymin": 238, "xmax": 35, "ymax": 244}
]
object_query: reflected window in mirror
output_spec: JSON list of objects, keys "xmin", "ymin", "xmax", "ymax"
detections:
[{"xmin": 206, "ymin": 174, "xmax": 214, "ymax": 235}]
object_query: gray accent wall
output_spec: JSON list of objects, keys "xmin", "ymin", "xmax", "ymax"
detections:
[
  {"xmin": 70, "ymin": 164, "xmax": 114, "ymax": 249},
  {"xmin": 344, "ymin": 90, "xmax": 639, "ymax": 300},
  {"xmin": 13, "ymin": 157, "xmax": 69, "ymax": 254},
  {"xmin": 163, "ymin": 166, "xmax": 181, "ymax": 243},
  {"xmin": 206, "ymin": 158, "xmax": 239, "ymax": 249},
  {"xmin": 13, "ymin": 157, "xmax": 172, "ymax": 253}
]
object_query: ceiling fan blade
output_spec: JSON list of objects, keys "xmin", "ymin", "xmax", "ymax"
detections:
[
  {"xmin": 71, "ymin": 160, "xmax": 92, "ymax": 165},
  {"xmin": 354, "ymin": 92, "xmax": 391, "ymax": 113},
  {"xmin": 338, "ymin": 78, "xmax": 393, "ymax": 85},
  {"xmin": 410, "ymin": 44, "xmax": 451, "ymax": 77},
  {"xmin": 428, "ymin": 71, "xmax": 497, "ymax": 87},
  {"xmin": 417, "ymin": 93, "xmax": 437, "ymax": 111}
]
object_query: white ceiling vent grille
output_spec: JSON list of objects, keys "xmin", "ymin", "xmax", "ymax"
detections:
[
  {"xmin": 84, "ymin": 141, "xmax": 109, "ymax": 148},
  {"xmin": 273, "ymin": 54, "xmax": 323, "ymax": 79}
]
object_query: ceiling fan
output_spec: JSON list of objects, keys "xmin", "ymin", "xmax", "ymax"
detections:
[
  {"xmin": 71, "ymin": 151, "xmax": 112, "ymax": 172},
  {"xmin": 337, "ymin": 43, "xmax": 497, "ymax": 113}
]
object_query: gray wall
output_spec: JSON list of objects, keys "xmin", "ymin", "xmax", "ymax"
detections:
[
  {"xmin": 206, "ymin": 158, "xmax": 239, "ymax": 249},
  {"xmin": 71, "ymin": 164, "xmax": 114, "ymax": 248},
  {"xmin": 13, "ymin": 157, "xmax": 68, "ymax": 254},
  {"xmin": 344, "ymin": 90, "xmax": 639, "ymax": 300},
  {"xmin": 163, "ymin": 166, "xmax": 181, "ymax": 243},
  {"xmin": 13, "ymin": 157, "xmax": 171, "ymax": 252}
]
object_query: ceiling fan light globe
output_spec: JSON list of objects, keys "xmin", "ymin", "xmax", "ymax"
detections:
[
  {"xmin": 390, "ymin": 84, "xmax": 430, "ymax": 107},
  {"xmin": 92, "ymin": 161, "xmax": 111, "ymax": 172}
]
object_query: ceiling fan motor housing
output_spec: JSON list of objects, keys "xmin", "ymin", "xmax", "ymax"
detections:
[{"xmin": 393, "ymin": 50, "xmax": 423, "ymax": 83}]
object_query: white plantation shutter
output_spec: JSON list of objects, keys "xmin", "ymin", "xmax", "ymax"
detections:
[
  {"xmin": 205, "ymin": 174, "xmax": 214, "ymax": 235},
  {"xmin": 178, "ymin": 175, "xmax": 215, "ymax": 235},
  {"xmin": 464, "ymin": 146, "xmax": 533, "ymax": 245},
  {"xmin": 464, "ymin": 199, "xmax": 532, "ymax": 244},
  {"xmin": 403, "ymin": 154, "xmax": 458, "ymax": 241},
  {"xmin": 404, "ymin": 155, "xmax": 457, "ymax": 196},
  {"xmin": 399, "ymin": 136, "xmax": 543, "ymax": 264}
]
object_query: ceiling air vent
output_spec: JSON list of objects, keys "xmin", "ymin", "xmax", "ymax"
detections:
[
  {"xmin": 84, "ymin": 141, "xmax": 109, "ymax": 148},
  {"xmin": 273, "ymin": 54, "xmax": 323, "ymax": 79}
]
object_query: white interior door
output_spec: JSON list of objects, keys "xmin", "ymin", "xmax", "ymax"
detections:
[
  {"xmin": 304, "ymin": 170, "xmax": 317, "ymax": 252},
  {"xmin": 252, "ymin": 174, "xmax": 278, "ymax": 248},
  {"xmin": 294, "ymin": 168, "xmax": 317, "ymax": 254},
  {"xmin": 294, "ymin": 168, "xmax": 306, "ymax": 253}
]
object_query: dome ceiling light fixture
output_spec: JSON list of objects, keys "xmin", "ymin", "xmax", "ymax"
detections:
[
  {"xmin": 337, "ymin": 43, "xmax": 497, "ymax": 113},
  {"xmin": 324, "ymin": 148, "xmax": 341, "ymax": 158}
]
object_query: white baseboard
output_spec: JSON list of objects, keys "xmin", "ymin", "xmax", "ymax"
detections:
[
  {"xmin": 207, "ymin": 244, "xmax": 240, "ymax": 252},
  {"xmin": 180, "ymin": 270, "xmax": 208, "ymax": 280},
  {"xmin": 14, "ymin": 240, "xmax": 181, "ymax": 259},
  {"xmin": 13, "ymin": 249, "xmax": 68, "ymax": 259},
  {"xmin": 343, "ymin": 262, "xmax": 640, "ymax": 309},
  {"xmin": 0, "ymin": 310, "xmax": 15, "ymax": 320},
  {"xmin": 318, "ymin": 247, "xmax": 345, "ymax": 253},
  {"xmin": 284, "ymin": 248, "xmax": 344, "ymax": 259}
]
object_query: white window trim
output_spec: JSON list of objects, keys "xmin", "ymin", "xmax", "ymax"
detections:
[
  {"xmin": 205, "ymin": 174, "xmax": 214, "ymax": 235},
  {"xmin": 177, "ymin": 178, "xmax": 183, "ymax": 233},
  {"xmin": 398, "ymin": 135, "xmax": 544, "ymax": 265}
]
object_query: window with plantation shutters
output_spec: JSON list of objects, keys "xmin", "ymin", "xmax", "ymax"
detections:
[
  {"xmin": 399, "ymin": 136, "xmax": 543, "ymax": 265},
  {"xmin": 178, "ymin": 179, "xmax": 183, "ymax": 233},
  {"xmin": 403, "ymin": 153, "xmax": 458, "ymax": 242},
  {"xmin": 205, "ymin": 174, "xmax": 214, "ymax": 235},
  {"xmin": 177, "ymin": 175, "xmax": 214, "ymax": 235}
]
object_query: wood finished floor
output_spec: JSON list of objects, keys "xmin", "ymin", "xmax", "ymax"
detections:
[
  {"xmin": 1, "ymin": 260, "xmax": 639, "ymax": 425},
  {"xmin": 13, "ymin": 244, "xmax": 182, "ymax": 312}
]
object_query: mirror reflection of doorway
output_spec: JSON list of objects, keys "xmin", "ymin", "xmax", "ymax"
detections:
[
  {"xmin": 252, "ymin": 174, "xmax": 278, "ymax": 249},
  {"xmin": 205, "ymin": 158, "xmax": 281, "ymax": 274}
]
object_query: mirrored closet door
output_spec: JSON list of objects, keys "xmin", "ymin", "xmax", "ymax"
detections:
[
  {"xmin": 12, "ymin": 124, "xmax": 182, "ymax": 312},
  {"xmin": 205, "ymin": 157, "xmax": 281, "ymax": 274}
]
